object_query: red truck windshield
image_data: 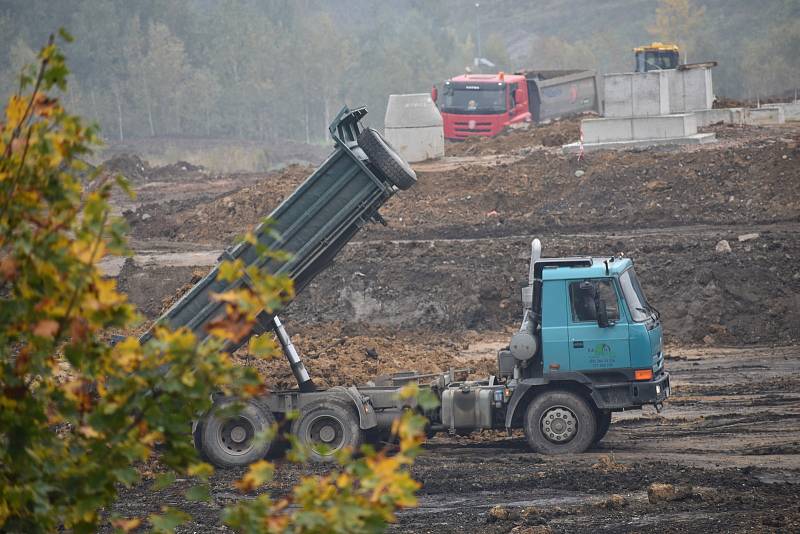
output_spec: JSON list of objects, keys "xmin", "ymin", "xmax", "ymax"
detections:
[{"xmin": 441, "ymin": 83, "xmax": 506, "ymax": 115}]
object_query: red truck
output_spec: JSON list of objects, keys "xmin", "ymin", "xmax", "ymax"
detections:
[{"xmin": 434, "ymin": 69, "xmax": 599, "ymax": 140}]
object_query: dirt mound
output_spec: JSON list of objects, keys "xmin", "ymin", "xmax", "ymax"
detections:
[
  {"xmin": 118, "ymin": 226, "xmax": 800, "ymax": 347},
  {"xmin": 125, "ymin": 164, "xmax": 312, "ymax": 243},
  {"xmin": 373, "ymin": 129, "xmax": 800, "ymax": 241},
  {"xmin": 125, "ymin": 127, "xmax": 800, "ymax": 245},
  {"xmin": 445, "ymin": 118, "xmax": 582, "ymax": 157},
  {"xmin": 235, "ymin": 323, "xmax": 496, "ymax": 390},
  {"xmin": 101, "ymin": 154, "xmax": 207, "ymax": 183},
  {"xmin": 102, "ymin": 154, "xmax": 149, "ymax": 181}
]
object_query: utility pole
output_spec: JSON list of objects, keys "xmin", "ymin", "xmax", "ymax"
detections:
[{"xmin": 475, "ymin": 2, "xmax": 482, "ymax": 69}]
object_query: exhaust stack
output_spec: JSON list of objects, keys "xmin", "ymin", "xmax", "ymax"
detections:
[{"xmin": 529, "ymin": 238, "xmax": 541, "ymax": 285}]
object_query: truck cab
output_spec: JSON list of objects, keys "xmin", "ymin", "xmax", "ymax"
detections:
[
  {"xmin": 438, "ymin": 73, "xmax": 531, "ymax": 140},
  {"xmin": 436, "ymin": 70, "xmax": 599, "ymax": 141},
  {"xmin": 433, "ymin": 241, "xmax": 669, "ymax": 454},
  {"xmin": 634, "ymin": 42, "xmax": 680, "ymax": 72},
  {"xmin": 536, "ymin": 255, "xmax": 664, "ymax": 387}
]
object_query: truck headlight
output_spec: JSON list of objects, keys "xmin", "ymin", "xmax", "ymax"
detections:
[{"xmin": 655, "ymin": 385, "xmax": 661, "ymax": 395}]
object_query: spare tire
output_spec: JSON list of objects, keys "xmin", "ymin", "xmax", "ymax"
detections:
[{"xmin": 357, "ymin": 127, "xmax": 417, "ymax": 190}]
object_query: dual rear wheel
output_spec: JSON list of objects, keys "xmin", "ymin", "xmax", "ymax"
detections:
[{"xmin": 196, "ymin": 397, "xmax": 364, "ymax": 467}]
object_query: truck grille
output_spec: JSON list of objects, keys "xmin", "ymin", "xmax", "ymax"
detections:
[
  {"xmin": 653, "ymin": 351, "xmax": 664, "ymax": 372},
  {"xmin": 453, "ymin": 121, "xmax": 493, "ymax": 135}
]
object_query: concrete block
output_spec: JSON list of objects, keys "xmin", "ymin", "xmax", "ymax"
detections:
[
  {"xmin": 604, "ymin": 71, "xmax": 670, "ymax": 118},
  {"xmin": 694, "ymin": 108, "xmax": 745, "ymax": 127},
  {"xmin": 581, "ymin": 113, "xmax": 697, "ymax": 143},
  {"xmin": 667, "ymin": 67, "xmax": 714, "ymax": 112},
  {"xmin": 745, "ymin": 107, "xmax": 785, "ymax": 125},
  {"xmin": 384, "ymin": 126, "xmax": 444, "ymax": 163},
  {"xmin": 384, "ymin": 93, "xmax": 444, "ymax": 162},
  {"xmin": 384, "ymin": 93, "xmax": 442, "ymax": 128},
  {"xmin": 763, "ymin": 102, "xmax": 800, "ymax": 121},
  {"xmin": 581, "ymin": 117, "xmax": 632, "ymax": 143},
  {"xmin": 562, "ymin": 132, "xmax": 716, "ymax": 153}
]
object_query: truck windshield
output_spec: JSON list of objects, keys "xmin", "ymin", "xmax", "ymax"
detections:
[
  {"xmin": 441, "ymin": 84, "xmax": 506, "ymax": 114},
  {"xmin": 619, "ymin": 268, "xmax": 652, "ymax": 322}
]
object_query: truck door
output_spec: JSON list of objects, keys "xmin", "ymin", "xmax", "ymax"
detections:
[{"xmin": 567, "ymin": 279, "xmax": 630, "ymax": 372}]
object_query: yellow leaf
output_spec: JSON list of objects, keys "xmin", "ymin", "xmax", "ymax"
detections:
[
  {"xmin": 110, "ymin": 518, "xmax": 141, "ymax": 533},
  {"xmin": 6, "ymin": 95, "xmax": 27, "ymax": 126},
  {"xmin": 78, "ymin": 425, "xmax": 102, "ymax": 439},
  {"xmin": 180, "ymin": 370, "xmax": 196, "ymax": 387},
  {"xmin": 187, "ymin": 462, "xmax": 214, "ymax": 478},
  {"xmin": 234, "ymin": 460, "xmax": 274, "ymax": 492},
  {"xmin": 248, "ymin": 334, "xmax": 277, "ymax": 359},
  {"xmin": 218, "ymin": 259, "xmax": 244, "ymax": 282}
]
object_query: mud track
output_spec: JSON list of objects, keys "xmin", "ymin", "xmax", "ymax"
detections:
[{"xmin": 107, "ymin": 346, "xmax": 800, "ymax": 533}]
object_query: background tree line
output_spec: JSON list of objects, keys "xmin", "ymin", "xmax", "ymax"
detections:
[{"xmin": 0, "ymin": 0, "xmax": 797, "ymax": 146}]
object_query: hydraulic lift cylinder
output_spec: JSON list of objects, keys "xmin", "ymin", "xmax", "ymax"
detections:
[{"xmin": 272, "ymin": 316, "xmax": 316, "ymax": 392}]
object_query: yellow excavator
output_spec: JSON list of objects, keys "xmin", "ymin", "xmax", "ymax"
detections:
[{"xmin": 634, "ymin": 42, "xmax": 680, "ymax": 72}]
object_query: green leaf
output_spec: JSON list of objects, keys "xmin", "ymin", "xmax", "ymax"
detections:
[
  {"xmin": 152, "ymin": 471, "xmax": 176, "ymax": 491},
  {"xmin": 248, "ymin": 334, "xmax": 276, "ymax": 358},
  {"xmin": 114, "ymin": 174, "xmax": 135, "ymax": 200},
  {"xmin": 185, "ymin": 484, "xmax": 211, "ymax": 502},
  {"xmin": 58, "ymin": 27, "xmax": 74, "ymax": 43},
  {"xmin": 218, "ymin": 259, "xmax": 243, "ymax": 282},
  {"xmin": 112, "ymin": 467, "xmax": 140, "ymax": 487},
  {"xmin": 149, "ymin": 507, "xmax": 189, "ymax": 533},
  {"xmin": 417, "ymin": 388, "xmax": 440, "ymax": 411}
]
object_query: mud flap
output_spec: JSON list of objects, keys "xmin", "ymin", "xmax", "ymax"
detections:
[{"xmin": 330, "ymin": 386, "xmax": 378, "ymax": 430}]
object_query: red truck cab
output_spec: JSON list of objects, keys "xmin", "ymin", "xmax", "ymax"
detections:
[{"xmin": 437, "ymin": 72, "xmax": 531, "ymax": 140}]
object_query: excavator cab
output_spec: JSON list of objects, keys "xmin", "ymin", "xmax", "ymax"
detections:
[{"xmin": 634, "ymin": 42, "xmax": 680, "ymax": 72}]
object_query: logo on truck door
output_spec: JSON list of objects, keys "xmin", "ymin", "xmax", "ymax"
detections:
[
  {"xmin": 588, "ymin": 343, "xmax": 615, "ymax": 368},
  {"xmin": 590, "ymin": 343, "xmax": 613, "ymax": 354}
]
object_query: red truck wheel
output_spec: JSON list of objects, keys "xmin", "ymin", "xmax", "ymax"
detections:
[
  {"xmin": 357, "ymin": 127, "xmax": 417, "ymax": 190},
  {"xmin": 524, "ymin": 390, "xmax": 597, "ymax": 454}
]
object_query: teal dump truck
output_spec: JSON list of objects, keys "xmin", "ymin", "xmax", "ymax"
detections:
[{"xmin": 149, "ymin": 106, "xmax": 668, "ymax": 467}]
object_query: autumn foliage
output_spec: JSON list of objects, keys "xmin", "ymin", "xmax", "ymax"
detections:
[{"xmin": 0, "ymin": 34, "xmax": 426, "ymax": 533}]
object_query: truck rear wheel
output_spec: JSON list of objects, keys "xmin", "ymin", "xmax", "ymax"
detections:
[
  {"xmin": 593, "ymin": 410, "xmax": 612, "ymax": 445},
  {"xmin": 357, "ymin": 127, "xmax": 417, "ymax": 190},
  {"xmin": 292, "ymin": 399, "xmax": 364, "ymax": 463},
  {"xmin": 524, "ymin": 390, "xmax": 597, "ymax": 454},
  {"xmin": 198, "ymin": 398, "xmax": 276, "ymax": 468}
]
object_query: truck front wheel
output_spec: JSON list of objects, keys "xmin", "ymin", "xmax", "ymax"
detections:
[
  {"xmin": 524, "ymin": 390, "xmax": 597, "ymax": 454},
  {"xmin": 292, "ymin": 399, "xmax": 364, "ymax": 463},
  {"xmin": 198, "ymin": 398, "xmax": 276, "ymax": 468},
  {"xmin": 593, "ymin": 410, "xmax": 612, "ymax": 446}
]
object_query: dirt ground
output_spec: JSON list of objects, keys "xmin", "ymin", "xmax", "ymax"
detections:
[{"xmin": 104, "ymin": 120, "xmax": 800, "ymax": 532}]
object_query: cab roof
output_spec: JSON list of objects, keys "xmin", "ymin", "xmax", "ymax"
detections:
[
  {"xmin": 634, "ymin": 42, "xmax": 680, "ymax": 53},
  {"xmin": 448, "ymin": 72, "xmax": 525, "ymax": 84},
  {"xmin": 539, "ymin": 256, "xmax": 633, "ymax": 281}
]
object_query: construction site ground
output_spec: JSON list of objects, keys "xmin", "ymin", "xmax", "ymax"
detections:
[{"xmin": 105, "ymin": 120, "xmax": 800, "ymax": 532}]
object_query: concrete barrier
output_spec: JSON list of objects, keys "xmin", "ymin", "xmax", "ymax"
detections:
[
  {"xmin": 667, "ymin": 67, "xmax": 714, "ymax": 113},
  {"xmin": 694, "ymin": 108, "xmax": 745, "ymax": 127},
  {"xmin": 384, "ymin": 93, "xmax": 444, "ymax": 163},
  {"xmin": 604, "ymin": 71, "xmax": 670, "ymax": 118},
  {"xmin": 582, "ymin": 113, "xmax": 697, "ymax": 143},
  {"xmin": 745, "ymin": 107, "xmax": 785, "ymax": 125},
  {"xmin": 763, "ymin": 102, "xmax": 800, "ymax": 122}
]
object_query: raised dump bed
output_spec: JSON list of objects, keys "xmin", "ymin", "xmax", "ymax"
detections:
[{"xmin": 140, "ymin": 106, "xmax": 416, "ymax": 358}]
